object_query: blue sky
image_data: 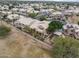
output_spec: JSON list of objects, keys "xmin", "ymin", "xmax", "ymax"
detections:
[{"xmin": 18, "ymin": 0, "xmax": 78, "ymax": 2}]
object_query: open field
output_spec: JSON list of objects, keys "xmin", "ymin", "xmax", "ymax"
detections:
[{"xmin": 0, "ymin": 21, "xmax": 51, "ymax": 58}]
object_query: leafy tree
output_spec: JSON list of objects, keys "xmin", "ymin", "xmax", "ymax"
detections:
[
  {"xmin": 28, "ymin": 12, "xmax": 38, "ymax": 18},
  {"xmin": 47, "ymin": 21, "xmax": 63, "ymax": 32},
  {"xmin": 52, "ymin": 37, "xmax": 79, "ymax": 58}
]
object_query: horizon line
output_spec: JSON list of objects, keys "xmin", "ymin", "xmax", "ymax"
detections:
[{"xmin": 0, "ymin": 0, "xmax": 79, "ymax": 3}]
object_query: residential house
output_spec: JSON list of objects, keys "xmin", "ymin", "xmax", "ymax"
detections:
[
  {"xmin": 63, "ymin": 23, "xmax": 79, "ymax": 39},
  {"xmin": 7, "ymin": 14, "xmax": 20, "ymax": 23},
  {"xmin": 14, "ymin": 15, "xmax": 50, "ymax": 35}
]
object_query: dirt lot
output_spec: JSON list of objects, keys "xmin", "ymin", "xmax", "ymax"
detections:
[
  {"xmin": 68, "ymin": 15, "xmax": 79, "ymax": 24},
  {"xmin": 0, "ymin": 21, "xmax": 51, "ymax": 58}
]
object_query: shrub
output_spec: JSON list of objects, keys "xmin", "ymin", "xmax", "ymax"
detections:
[
  {"xmin": 52, "ymin": 37, "xmax": 79, "ymax": 58},
  {"xmin": 0, "ymin": 26, "xmax": 11, "ymax": 37}
]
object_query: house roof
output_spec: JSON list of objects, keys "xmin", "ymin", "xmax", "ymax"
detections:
[
  {"xmin": 15, "ymin": 15, "xmax": 50, "ymax": 33},
  {"xmin": 54, "ymin": 31, "xmax": 62, "ymax": 36},
  {"xmin": 63, "ymin": 23, "xmax": 79, "ymax": 30},
  {"xmin": 52, "ymin": 11, "xmax": 62, "ymax": 15},
  {"xmin": 75, "ymin": 29, "xmax": 79, "ymax": 32},
  {"xmin": 12, "ymin": 8, "xmax": 18, "ymax": 11},
  {"xmin": 1, "ymin": 11, "xmax": 12, "ymax": 15},
  {"xmin": 19, "ymin": 9, "xmax": 26, "ymax": 12},
  {"xmin": 7, "ymin": 14, "xmax": 19, "ymax": 20},
  {"xmin": 30, "ymin": 21, "xmax": 50, "ymax": 33},
  {"xmin": 16, "ymin": 16, "xmax": 35, "ymax": 26}
]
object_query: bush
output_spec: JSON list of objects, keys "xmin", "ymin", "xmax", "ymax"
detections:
[
  {"xmin": 0, "ymin": 26, "xmax": 11, "ymax": 37},
  {"xmin": 52, "ymin": 37, "xmax": 79, "ymax": 58}
]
